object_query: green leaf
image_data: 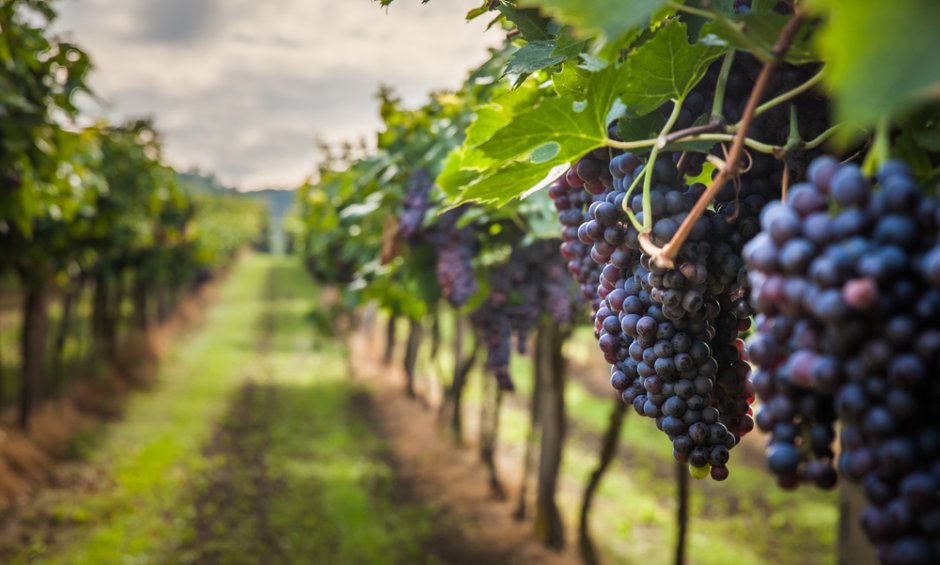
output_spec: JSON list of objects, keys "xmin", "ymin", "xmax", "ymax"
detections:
[
  {"xmin": 465, "ymin": 2, "xmax": 490, "ymax": 20},
  {"xmin": 463, "ymin": 83, "xmax": 543, "ymax": 149},
  {"xmin": 519, "ymin": 0, "xmax": 669, "ymax": 41},
  {"xmin": 750, "ymin": 0, "xmax": 779, "ymax": 13},
  {"xmin": 617, "ymin": 111, "xmax": 666, "ymax": 148},
  {"xmin": 458, "ymin": 161, "xmax": 568, "ymax": 206},
  {"xmin": 477, "ymin": 96, "xmax": 606, "ymax": 163},
  {"xmin": 912, "ymin": 130, "xmax": 940, "ymax": 152},
  {"xmin": 700, "ymin": 14, "xmax": 817, "ymax": 64},
  {"xmin": 504, "ymin": 40, "xmax": 566, "ymax": 77},
  {"xmin": 451, "ymin": 64, "xmax": 625, "ymax": 205},
  {"xmin": 551, "ymin": 29, "xmax": 589, "ymax": 59},
  {"xmin": 810, "ymin": 0, "xmax": 940, "ymax": 125},
  {"xmin": 894, "ymin": 130, "xmax": 934, "ymax": 181},
  {"xmin": 496, "ymin": 4, "xmax": 552, "ymax": 41},
  {"xmin": 619, "ymin": 20, "xmax": 725, "ymax": 116},
  {"xmin": 437, "ymin": 147, "xmax": 488, "ymax": 198},
  {"xmin": 552, "ymin": 61, "xmax": 591, "ymax": 98}
]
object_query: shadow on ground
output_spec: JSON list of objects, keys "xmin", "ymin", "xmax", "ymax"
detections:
[{"xmin": 176, "ymin": 376, "xmax": 508, "ymax": 565}]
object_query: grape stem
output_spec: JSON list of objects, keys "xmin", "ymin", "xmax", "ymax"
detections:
[
  {"xmin": 622, "ymin": 169, "xmax": 646, "ymax": 232},
  {"xmin": 660, "ymin": 122, "xmax": 724, "ymax": 148},
  {"xmin": 644, "ymin": 12, "xmax": 806, "ymax": 269},
  {"xmin": 676, "ymin": 133, "xmax": 778, "ymax": 154},
  {"xmin": 711, "ymin": 50, "xmax": 736, "ymax": 122},
  {"xmin": 784, "ymin": 104, "xmax": 802, "ymax": 152},
  {"xmin": 751, "ymin": 67, "xmax": 825, "ymax": 120},
  {"xmin": 667, "ymin": 2, "xmax": 716, "ymax": 20},
  {"xmin": 642, "ymin": 98, "xmax": 686, "ymax": 231},
  {"xmin": 607, "ymin": 131, "xmax": 775, "ymax": 153},
  {"xmin": 610, "ymin": 65, "xmax": 827, "ymax": 154},
  {"xmin": 804, "ymin": 123, "xmax": 857, "ymax": 150}
]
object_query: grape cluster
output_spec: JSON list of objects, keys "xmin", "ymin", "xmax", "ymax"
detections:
[
  {"xmin": 436, "ymin": 223, "xmax": 478, "ymax": 308},
  {"xmin": 471, "ymin": 240, "xmax": 573, "ymax": 390},
  {"xmin": 552, "ymin": 146, "xmax": 763, "ymax": 480},
  {"xmin": 397, "ymin": 169, "xmax": 433, "ymax": 240},
  {"xmin": 622, "ymin": 155, "xmax": 759, "ymax": 479},
  {"xmin": 396, "ymin": 174, "xmax": 479, "ymax": 309},
  {"xmin": 550, "ymin": 148, "xmax": 614, "ymax": 318},
  {"xmin": 546, "ymin": 18, "xmax": 841, "ymax": 483},
  {"xmin": 746, "ymin": 157, "xmax": 940, "ymax": 563}
]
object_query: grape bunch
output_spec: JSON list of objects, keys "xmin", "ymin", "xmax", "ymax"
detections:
[
  {"xmin": 746, "ymin": 157, "xmax": 940, "ymax": 563},
  {"xmin": 397, "ymin": 169, "xmax": 433, "ymax": 240},
  {"xmin": 436, "ymin": 229, "xmax": 478, "ymax": 308},
  {"xmin": 553, "ymin": 147, "xmax": 764, "ymax": 480},
  {"xmin": 549, "ymin": 149, "xmax": 614, "ymax": 318},
  {"xmin": 547, "ymin": 25, "xmax": 835, "ymax": 482},
  {"xmin": 620, "ymin": 155, "xmax": 760, "ymax": 479},
  {"xmin": 471, "ymin": 240, "xmax": 573, "ymax": 390},
  {"xmin": 395, "ymin": 174, "xmax": 479, "ymax": 309},
  {"xmin": 431, "ymin": 207, "xmax": 478, "ymax": 308}
]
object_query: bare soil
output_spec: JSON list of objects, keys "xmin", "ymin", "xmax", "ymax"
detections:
[{"xmin": 349, "ymin": 328, "xmax": 580, "ymax": 565}]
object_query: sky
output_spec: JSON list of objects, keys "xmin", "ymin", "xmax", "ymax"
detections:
[{"xmin": 55, "ymin": 0, "xmax": 503, "ymax": 190}]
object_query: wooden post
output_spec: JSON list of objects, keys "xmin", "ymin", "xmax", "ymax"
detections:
[
  {"xmin": 19, "ymin": 283, "xmax": 49, "ymax": 430},
  {"xmin": 534, "ymin": 318, "xmax": 567, "ymax": 549},
  {"xmin": 675, "ymin": 461, "xmax": 689, "ymax": 565},
  {"xmin": 579, "ymin": 398, "xmax": 629, "ymax": 564},
  {"xmin": 52, "ymin": 276, "xmax": 83, "ymax": 386},
  {"xmin": 479, "ymin": 372, "xmax": 507, "ymax": 499},
  {"xmin": 515, "ymin": 332, "xmax": 545, "ymax": 521},
  {"xmin": 133, "ymin": 272, "xmax": 149, "ymax": 331},
  {"xmin": 403, "ymin": 318, "xmax": 422, "ymax": 398},
  {"xmin": 383, "ymin": 315, "xmax": 397, "ymax": 365},
  {"xmin": 439, "ymin": 316, "xmax": 478, "ymax": 442}
]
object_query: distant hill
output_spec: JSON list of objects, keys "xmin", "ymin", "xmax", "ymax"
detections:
[{"xmin": 178, "ymin": 171, "xmax": 296, "ymax": 253}]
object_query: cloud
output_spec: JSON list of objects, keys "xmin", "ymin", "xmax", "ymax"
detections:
[
  {"xmin": 55, "ymin": 0, "xmax": 504, "ymax": 189},
  {"xmin": 138, "ymin": 0, "xmax": 219, "ymax": 43}
]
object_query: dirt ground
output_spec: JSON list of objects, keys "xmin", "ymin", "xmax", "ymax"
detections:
[{"xmin": 348, "ymin": 328, "xmax": 580, "ymax": 565}]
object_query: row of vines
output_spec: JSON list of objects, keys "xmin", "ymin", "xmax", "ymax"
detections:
[
  {"xmin": 0, "ymin": 1, "xmax": 265, "ymax": 431},
  {"xmin": 294, "ymin": 1, "xmax": 940, "ymax": 564}
]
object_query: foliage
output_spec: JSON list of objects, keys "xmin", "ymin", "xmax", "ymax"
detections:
[
  {"xmin": 292, "ymin": 46, "xmax": 561, "ymax": 320},
  {"xmin": 0, "ymin": 0, "xmax": 93, "ymax": 234},
  {"xmin": 427, "ymin": 0, "xmax": 940, "ymax": 208}
]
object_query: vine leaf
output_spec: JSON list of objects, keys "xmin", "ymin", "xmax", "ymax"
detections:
[
  {"xmin": 437, "ymin": 147, "xmax": 490, "ymax": 198},
  {"xmin": 444, "ymin": 63, "xmax": 625, "ymax": 205},
  {"xmin": 700, "ymin": 14, "xmax": 817, "ymax": 64},
  {"xmin": 457, "ymin": 161, "xmax": 566, "ymax": 206},
  {"xmin": 463, "ymin": 82, "xmax": 542, "ymax": 149},
  {"xmin": 809, "ymin": 0, "xmax": 940, "ymax": 126},
  {"xmin": 495, "ymin": 4, "xmax": 552, "ymax": 41},
  {"xmin": 617, "ymin": 111, "xmax": 666, "ymax": 149},
  {"xmin": 465, "ymin": 2, "xmax": 490, "ymax": 20},
  {"xmin": 518, "ymin": 0, "xmax": 668, "ymax": 41},
  {"xmin": 477, "ymin": 96, "xmax": 605, "ymax": 162},
  {"xmin": 619, "ymin": 20, "xmax": 726, "ymax": 117},
  {"xmin": 552, "ymin": 29, "xmax": 589, "ymax": 58},
  {"xmin": 442, "ymin": 21, "xmax": 726, "ymax": 207},
  {"xmin": 552, "ymin": 60, "xmax": 591, "ymax": 98},
  {"xmin": 504, "ymin": 40, "xmax": 566, "ymax": 81}
]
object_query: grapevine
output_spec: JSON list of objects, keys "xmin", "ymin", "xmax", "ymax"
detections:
[{"xmin": 360, "ymin": 1, "xmax": 939, "ymax": 562}]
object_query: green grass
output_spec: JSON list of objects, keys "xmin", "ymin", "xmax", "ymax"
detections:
[
  {"xmin": 17, "ymin": 256, "xmax": 268, "ymax": 564},
  {"xmin": 11, "ymin": 254, "xmax": 839, "ymax": 564},
  {"xmin": 17, "ymin": 254, "xmax": 438, "ymax": 565}
]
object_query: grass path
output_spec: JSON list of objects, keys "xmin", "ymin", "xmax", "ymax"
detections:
[
  {"xmin": 15, "ymin": 254, "xmax": 439, "ymax": 564},
  {"xmin": 4, "ymin": 253, "xmax": 839, "ymax": 565}
]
